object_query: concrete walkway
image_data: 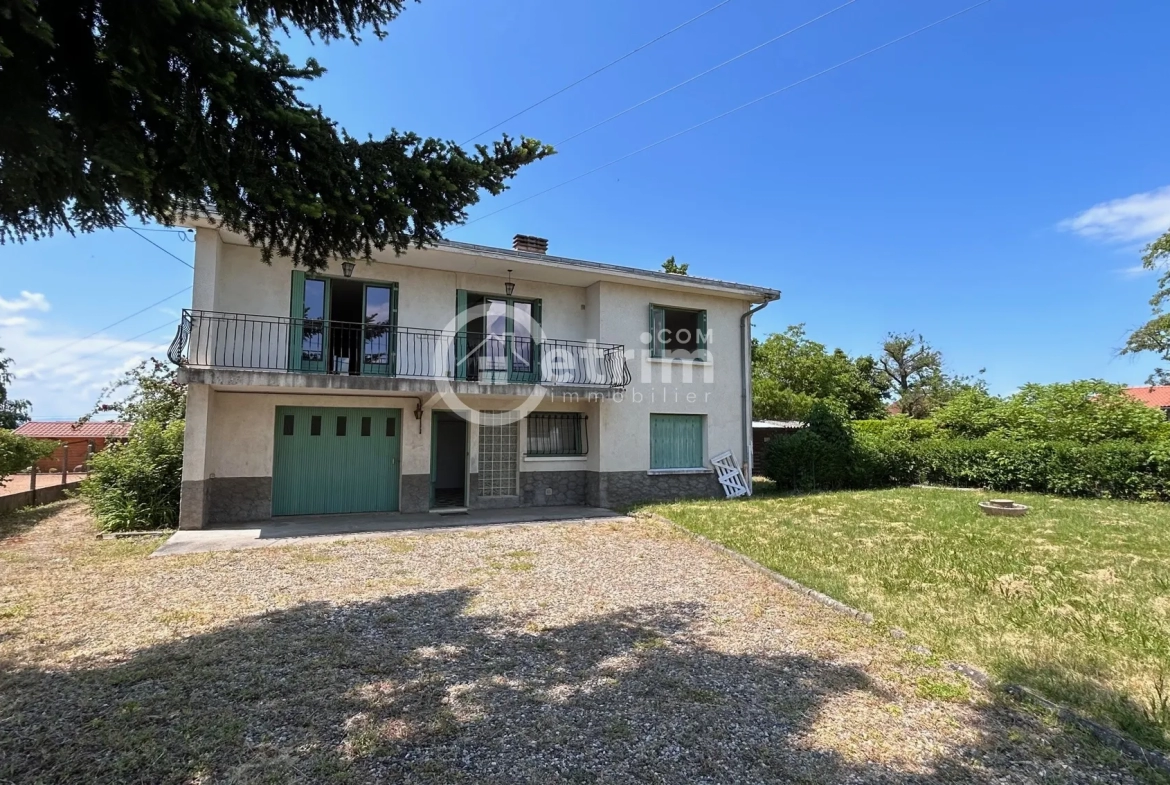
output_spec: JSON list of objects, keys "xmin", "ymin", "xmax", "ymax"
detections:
[{"xmin": 153, "ymin": 506, "xmax": 628, "ymax": 556}]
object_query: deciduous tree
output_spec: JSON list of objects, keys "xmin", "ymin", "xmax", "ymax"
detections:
[
  {"xmin": 1122, "ymin": 228, "xmax": 1170, "ymax": 382},
  {"xmin": 0, "ymin": 0, "xmax": 553, "ymax": 271},
  {"xmin": 0, "ymin": 346, "xmax": 31, "ymax": 429},
  {"xmin": 752, "ymin": 325, "xmax": 889, "ymax": 421}
]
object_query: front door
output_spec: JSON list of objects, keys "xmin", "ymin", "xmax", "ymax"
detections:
[{"xmin": 272, "ymin": 406, "xmax": 401, "ymax": 516}]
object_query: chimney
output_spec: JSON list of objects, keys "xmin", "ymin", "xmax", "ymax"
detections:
[{"xmin": 513, "ymin": 234, "xmax": 549, "ymax": 254}]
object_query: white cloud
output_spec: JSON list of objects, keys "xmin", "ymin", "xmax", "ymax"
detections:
[
  {"xmin": 0, "ymin": 291, "xmax": 50, "ymax": 313},
  {"xmin": 1059, "ymin": 185, "xmax": 1170, "ymax": 243},
  {"xmin": 0, "ymin": 292, "xmax": 175, "ymax": 419}
]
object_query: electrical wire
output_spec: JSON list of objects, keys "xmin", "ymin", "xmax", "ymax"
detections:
[
  {"xmin": 37, "ymin": 286, "xmax": 191, "ymax": 360},
  {"xmin": 122, "ymin": 224, "xmax": 195, "ymax": 269},
  {"xmin": 554, "ymin": 0, "xmax": 859, "ymax": 147},
  {"xmin": 460, "ymin": 0, "xmax": 995, "ymax": 228},
  {"xmin": 459, "ymin": 0, "xmax": 737, "ymax": 145}
]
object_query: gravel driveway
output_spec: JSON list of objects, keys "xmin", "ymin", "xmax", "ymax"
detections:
[{"xmin": 0, "ymin": 501, "xmax": 1155, "ymax": 784}]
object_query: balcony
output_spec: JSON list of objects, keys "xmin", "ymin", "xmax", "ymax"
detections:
[{"xmin": 168, "ymin": 310, "xmax": 631, "ymax": 390}]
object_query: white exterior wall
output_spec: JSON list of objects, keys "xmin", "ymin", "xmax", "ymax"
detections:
[
  {"xmin": 595, "ymin": 282, "xmax": 748, "ymax": 472},
  {"xmin": 207, "ymin": 246, "xmax": 590, "ymax": 340},
  {"xmin": 201, "ymin": 390, "xmax": 599, "ymax": 481}
]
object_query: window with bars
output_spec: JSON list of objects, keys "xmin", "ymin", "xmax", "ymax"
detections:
[
  {"xmin": 478, "ymin": 412, "xmax": 518, "ymax": 497},
  {"xmin": 526, "ymin": 413, "xmax": 587, "ymax": 456}
]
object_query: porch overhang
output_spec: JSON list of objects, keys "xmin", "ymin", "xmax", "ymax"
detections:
[{"xmin": 178, "ymin": 368, "xmax": 624, "ymax": 400}]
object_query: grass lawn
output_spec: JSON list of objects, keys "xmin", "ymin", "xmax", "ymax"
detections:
[{"xmin": 647, "ymin": 486, "xmax": 1170, "ymax": 753}]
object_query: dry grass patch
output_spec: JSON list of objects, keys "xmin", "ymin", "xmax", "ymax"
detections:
[{"xmin": 649, "ymin": 487, "xmax": 1170, "ymax": 757}]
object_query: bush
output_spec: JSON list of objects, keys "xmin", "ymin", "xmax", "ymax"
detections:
[
  {"xmin": 0, "ymin": 430, "xmax": 55, "ymax": 485},
  {"xmin": 80, "ymin": 420, "xmax": 184, "ymax": 531},
  {"xmin": 853, "ymin": 417, "xmax": 939, "ymax": 442},
  {"xmin": 766, "ymin": 426, "xmax": 1170, "ymax": 501}
]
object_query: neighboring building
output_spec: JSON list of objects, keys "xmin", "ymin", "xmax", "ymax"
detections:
[
  {"xmin": 751, "ymin": 420, "xmax": 804, "ymax": 473},
  {"xmin": 168, "ymin": 222, "xmax": 779, "ymax": 528},
  {"xmin": 12, "ymin": 421, "xmax": 132, "ymax": 473},
  {"xmin": 1123, "ymin": 385, "xmax": 1170, "ymax": 419}
]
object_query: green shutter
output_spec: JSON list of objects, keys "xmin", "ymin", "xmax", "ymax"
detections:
[
  {"xmin": 455, "ymin": 289, "xmax": 469, "ymax": 380},
  {"xmin": 289, "ymin": 270, "xmax": 306, "ymax": 371},
  {"xmin": 650, "ymin": 305, "xmax": 665, "ymax": 358},
  {"xmin": 650, "ymin": 414, "xmax": 704, "ymax": 469},
  {"xmin": 696, "ymin": 309, "xmax": 708, "ymax": 360},
  {"xmin": 390, "ymin": 282, "xmax": 399, "ymax": 376},
  {"xmin": 524, "ymin": 298, "xmax": 542, "ymax": 384}
]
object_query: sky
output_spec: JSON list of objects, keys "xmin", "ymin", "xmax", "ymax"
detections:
[{"xmin": 2, "ymin": 0, "xmax": 1169, "ymax": 418}]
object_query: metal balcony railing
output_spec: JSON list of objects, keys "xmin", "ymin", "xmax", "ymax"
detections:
[{"xmin": 168, "ymin": 310, "xmax": 632, "ymax": 388}]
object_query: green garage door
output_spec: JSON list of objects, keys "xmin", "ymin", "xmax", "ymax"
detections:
[{"xmin": 273, "ymin": 406, "xmax": 401, "ymax": 516}]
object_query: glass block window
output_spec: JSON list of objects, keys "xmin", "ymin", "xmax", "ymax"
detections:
[{"xmin": 478, "ymin": 411, "xmax": 518, "ymax": 497}]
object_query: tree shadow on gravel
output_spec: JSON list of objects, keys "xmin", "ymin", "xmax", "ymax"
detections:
[{"xmin": 0, "ymin": 589, "xmax": 1161, "ymax": 784}]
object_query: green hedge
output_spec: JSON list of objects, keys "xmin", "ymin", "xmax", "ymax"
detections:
[{"xmin": 765, "ymin": 421, "xmax": 1170, "ymax": 501}]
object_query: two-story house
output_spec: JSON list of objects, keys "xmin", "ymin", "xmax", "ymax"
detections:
[{"xmin": 168, "ymin": 222, "xmax": 779, "ymax": 529}]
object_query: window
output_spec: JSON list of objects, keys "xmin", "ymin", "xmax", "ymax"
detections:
[
  {"xmin": 526, "ymin": 413, "xmax": 587, "ymax": 456},
  {"xmin": 478, "ymin": 412, "xmax": 518, "ymax": 496},
  {"xmin": 386, "ymin": 417, "xmax": 396, "ymax": 437},
  {"xmin": 310, "ymin": 415, "xmax": 322, "ymax": 436},
  {"xmin": 283, "ymin": 414, "xmax": 295, "ymax": 436},
  {"xmin": 361, "ymin": 416, "xmax": 372, "ymax": 436},
  {"xmin": 650, "ymin": 305, "xmax": 707, "ymax": 359},
  {"xmin": 336, "ymin": 416, "xmax": 347, "ymax": 436},
  {"xmin": 650, "ymin": 414, "xmax": 704, "ymax": 470}
]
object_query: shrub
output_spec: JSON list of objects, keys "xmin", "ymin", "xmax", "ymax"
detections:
[
  {"xmin": 853, "ymin": 417, "xmax": 939, "ymax": 442},
  {"xmin": 764, "ymin": 401, "xmax": 857, "ymax": 491},
  {"xmin": 80, "ymin": 420, "xmax": 184, "ymax": 531},
  {"xmin": 0, "ymin": 430, "xmax": 55, "ymax": 485}
]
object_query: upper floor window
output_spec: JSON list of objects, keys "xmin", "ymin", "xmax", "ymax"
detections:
[{"xmin": 650, "ymin": 305, "xmax": 708, "ymax": 360}]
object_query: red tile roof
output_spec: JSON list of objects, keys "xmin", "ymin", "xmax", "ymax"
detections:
[
  {"xmin": 12, "ymin": 421, "xmax": 133, "ymax": 439},
  {"xmin": 1123, "ymin": 386, "xmax": 1170, "ymax": 409}
]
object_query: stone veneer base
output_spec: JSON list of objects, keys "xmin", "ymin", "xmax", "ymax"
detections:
[{"xmin": 178, "ymin": 468, "xmax": 726, "ymax": 529}]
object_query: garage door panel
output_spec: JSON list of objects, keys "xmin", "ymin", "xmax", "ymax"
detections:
[{"xmin": 273, "ymin": 406, "xmax": 401, "ymax": 516}]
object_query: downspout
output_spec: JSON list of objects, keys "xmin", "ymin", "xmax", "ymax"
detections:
[{"xmin": 740, "ymin": 292, "xmax": 779, "ymax": 493}]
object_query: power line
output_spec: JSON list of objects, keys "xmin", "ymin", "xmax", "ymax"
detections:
[
  {"xmin": 554, "ymin": 0, "xmax": 859, "ymax": 147},
  {"xmin": 123, "ymin": 224, "xmax": 195, "ymax": 269},
  {"xmin": 86, "ymin": 320, "xmax": 177, "ymax": 361},
  {"xmin": 37, "ymin": 286, "xmax": 191, "ymax": 360},
  {"xmin": 459, "ymin": 0, "xmax": 737, "ymax": 145},
  {"xmin": 460, "ymin": 0, "xmax": 995, "ymax": 228}
]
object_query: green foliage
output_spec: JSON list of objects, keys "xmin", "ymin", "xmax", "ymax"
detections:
[
  {"xmin": 79, "ymin": 359, "xmax": 186, "ymax": 530},
  {"xmin": 0, "ymin": 430, "xmax": 55, "ymax": 485},
  {"xmin": 994, "ymin": 380, "xmax": 1166, "ymax": 443},
  {"xmin": 767, "ymin": 425, "xmax": 1170, "ymax": 501},
  {"xmin": 1122, "ymin": 226, "xmax": 1170, "ymax": 383},
  {"xmin": 853, "ymin": 417, "xmax": 939, "ymax": 441},
  {"xmin": 933, "ymin": 387, "xmax": 1003, "ymax": 438},
  {"xmin": 661, "ymin": 256, "xmax": 689, "ymax": 275},
  {"xmin": 932, "ymin": 380, "xmax": 1166, "ymax": 443},
  {"xmin": 752, "ymin": 325, "xmax": 889, "ymax": 421},
  {"xmin": 0, "ymin": 346, "xmax": 31, "ymax": 429},
  {"xmin": 0, "ymin": 0, "xmax": 553, "ymax": 271},
  {"xmin": 80, "ymin": 420, "xmax": 184, "ymax": 531},
  {"xmin": 763, "ymin": 400, "xmax": 857, "ymax": 491},
  {"xmin": 85, "ymin": 359, "xmax": 186, "ymax": 426}
]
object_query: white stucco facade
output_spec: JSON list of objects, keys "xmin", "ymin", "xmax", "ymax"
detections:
[{"xmin": 175, "ymin": 225, "xmax": 777, "ymax": 528}]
